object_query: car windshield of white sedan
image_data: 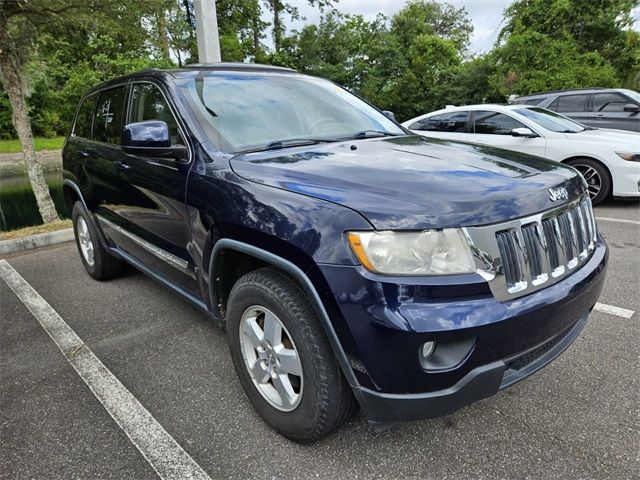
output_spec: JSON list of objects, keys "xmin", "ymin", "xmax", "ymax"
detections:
[
  {"xmin": 623, "ymin": 89, "xmax": 640, "ymax": 103},
  {"xmin": 516, "ymin": 107, "xmax": 585, "ymax": 133},
  {"xmin": 176, "ymin": 73, "xmax": 404, "ymax": 153}
]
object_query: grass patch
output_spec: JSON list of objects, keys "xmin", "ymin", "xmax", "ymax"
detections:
[
  {"xmin": 0, "ymin": 137, "xmax": 65, "ymax": 153},
  {"xmin": 0, "ymin": 219, "xmax": 72, "ymax": 241}
]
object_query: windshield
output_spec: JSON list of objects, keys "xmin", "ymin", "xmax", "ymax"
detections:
[
  {"xmin": 622, "ymin": 89, "xmax": 640, "ymax": 103},
  {"xmin": 515, "ymin": 107, "xmax": 586, "ymax": 133},
  {"xmin": 176, "ymin": 73, "xmax": 404, "ymax": 153}
]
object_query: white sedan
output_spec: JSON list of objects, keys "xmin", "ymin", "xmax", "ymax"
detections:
[{"xmin": 402, "ymin": 104, "xmax": 640, "ymax": 204}]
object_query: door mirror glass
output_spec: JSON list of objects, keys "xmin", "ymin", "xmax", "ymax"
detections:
[
  {"xmin": 122, "ymin": 120, "xmax": 187, "ymax": 160},
  {"xmin": 623, "ymin": 103, "xmax": 640, "ymax": 113},
  {"xmin": 511, "ymin": 127, "xmax": 538, "ymax": 138}
]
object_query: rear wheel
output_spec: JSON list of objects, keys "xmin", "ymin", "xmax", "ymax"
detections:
[
  {"xmin": 227, "ymin": 268, "xmax": 355, "ymax": 442},
  {"xmin": 566, "ymin": 158, "xmax": 611, "ymax": 205},
  {"xmin": 72, "ymin": 201, "xmax": 126, "ymax": 280}
]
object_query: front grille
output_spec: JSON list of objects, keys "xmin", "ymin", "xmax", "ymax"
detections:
[
  {"xmin": 464, "ymin": 196, "xmax": 598, "ymax": 301},
  {"xmin": 494, "ymin": 199, "xmax": 596, "ymax": 296}
]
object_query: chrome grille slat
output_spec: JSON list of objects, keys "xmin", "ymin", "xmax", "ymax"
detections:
[{"xmin": 464, "ymin": 195, "xmax": 598, "ymax": 302}]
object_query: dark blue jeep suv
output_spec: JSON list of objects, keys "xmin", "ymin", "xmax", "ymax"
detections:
[{"xmin": 62, "ymin": 63, "xmax": 607, "ymax": 442}]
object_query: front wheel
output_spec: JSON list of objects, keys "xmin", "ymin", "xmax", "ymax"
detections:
[
  {"xmin": 566, "ymin": 158, "xmax": 611, "ymax": 205},
  {"xmin": 226, "ymin": 268, "xmax": 355, "ymax": 442}
]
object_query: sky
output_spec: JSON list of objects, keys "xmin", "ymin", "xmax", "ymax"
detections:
[{"xmin": 277, "ymin": 1, "xmax": 640, "ymax": 55}]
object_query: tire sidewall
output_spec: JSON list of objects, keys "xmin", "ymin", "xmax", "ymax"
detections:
[
  {"xmin": 227, "ymin": 280, "xmax": 327, "ymax": 437},
  {"xmin": 72, "ymin": 202, "xmax": 102, "ymax": 277}
]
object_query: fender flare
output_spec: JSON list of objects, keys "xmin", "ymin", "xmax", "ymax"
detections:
[{"xmin": 208, "ymin": 238, "xmax": 361, "ymax": 390}]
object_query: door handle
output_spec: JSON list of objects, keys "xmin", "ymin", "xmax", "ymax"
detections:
[
  {"xmin": 79, "ymin": 150, "xmax": 91, "ymax": 158},
  {"xmin": 114, "ymin": 160, "xmax": 131, "ymax": 171}
]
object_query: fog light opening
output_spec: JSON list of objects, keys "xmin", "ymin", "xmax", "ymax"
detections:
[{"xmin": 421, "ymin": 341, "xmax": 436, "ymax": 360}]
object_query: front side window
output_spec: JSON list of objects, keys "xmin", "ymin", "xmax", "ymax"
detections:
[
  {"xmin": 425, "ymin": 112, "xmax": 468, "ymax": 132},
  {"xmin": 473, "ymin": 111, "xmax": 526, "ymax": 135},
  {"xmin": 94, "ymin": 86, "xmax": 127, "ymax": 145},
  {"xmin": 548, "ymin": 94, "xmax": 587, "ymax": 113},
  {"xmin": 591, "ymin": 92, "xmax": 631, "ymax": 112},
  {"xmin": 409, "ymin": 118, "xmax": 429, "ymax": 130},
  {"xmin": 129, "ymin": 83, "xmax": 184, "ymax": 145},
  {"xmin": 176, "ymin": 73, "xmax": 404, "ymax": 153},
  {"xmin": 74, "ymin": 94, "xmax": 97, "ymax": 139}
]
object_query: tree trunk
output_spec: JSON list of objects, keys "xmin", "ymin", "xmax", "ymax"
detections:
[
  {"xmin": 156, "ymin": 12, "xmax": 171, "ymax": 61},
  {"xmin": 0, "ymin": 36, "xmax": 59, "ymax": 224},
  {"xmin": 273, "ymin": 0, "xmax": 282, "ymax": 53}
]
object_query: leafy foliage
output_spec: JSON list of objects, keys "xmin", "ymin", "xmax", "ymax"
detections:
[{"xmin": 0, "ymin": 0, "xmax": 638, "ymax": 137}]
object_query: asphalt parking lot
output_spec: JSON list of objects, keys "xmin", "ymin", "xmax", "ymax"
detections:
[{"xmin": 1, "ymin": 199, "xmax": 638, "ymax": 480}]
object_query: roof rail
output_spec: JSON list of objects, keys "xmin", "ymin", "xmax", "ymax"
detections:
[
  {"xmin": 183, "ymin": 62, "xmax": 296, "ymax": 73},
  {"xmin": 521, "ymin": 87, "xmax": 608, "ymax": 97}
]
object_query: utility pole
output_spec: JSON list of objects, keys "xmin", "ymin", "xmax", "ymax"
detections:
[{"xmin": 194, "ymin": 0, "xmax": 221, "ymax": 63}]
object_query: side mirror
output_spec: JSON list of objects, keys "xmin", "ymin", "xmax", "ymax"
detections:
[
  {"xmin": 382, "ymin": 110, "xmax": 396, "ymax": 121},
  {"xmin": 511, "ymin": 127, "xmax": 538, "ymax": 138},
  {"xmin": 122, "ymin": 120, "xmax": 188, "ymax": 161},
  {"xmin": 623, "ymin": 103, "xmax": 640, "ymax": 113}
]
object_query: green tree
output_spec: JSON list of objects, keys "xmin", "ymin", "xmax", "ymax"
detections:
[{"xmin": 497, "ymin": 0, "xmax": 639, "ymax": 92}]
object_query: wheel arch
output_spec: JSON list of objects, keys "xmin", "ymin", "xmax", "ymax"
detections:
[{"xmin": 208, "ymin": 239, "xmax": 361, "ymax": 390}]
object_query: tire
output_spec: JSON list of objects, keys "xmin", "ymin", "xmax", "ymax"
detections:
[
  {"xmin": 72, "ymin": 201, "xmax": 126, "ymax": 280},
  {"xmin": 566, "ymin": 158, "xmax": 611, "ymax": 205},
  {"xmin": 227, "ymin": 268, "xmax": 355, "ymax": 442}
]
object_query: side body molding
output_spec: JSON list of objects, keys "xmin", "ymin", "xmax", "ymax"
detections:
[{"xmin": 209, "ymin": 239, "xmax": 361, "ymax": 391}]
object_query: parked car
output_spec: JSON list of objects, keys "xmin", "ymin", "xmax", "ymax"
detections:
[
  {"xmin": 511, "ymin": 88, "xmax": 640, "ymax": 133},
  {"xmin": 63, "ymin": 64, "xmax": 607, "ymax": 442},
  {"xmin": 403, "ymin": 104, "xmax": 640, "ymax": 205}
]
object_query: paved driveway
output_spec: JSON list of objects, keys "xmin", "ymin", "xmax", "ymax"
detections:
[{"xmin": 1, "ymin": 200, "xmax": 638, "ymax": 479}]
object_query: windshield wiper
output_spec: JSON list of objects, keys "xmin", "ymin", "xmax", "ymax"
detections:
[
  {"xmin": 348, "ymin": 130, "xmax": 402, "ymax": 139},
  {"xmin": 236, "ymin": 138, "xmax": 334, "ymax": 155}
]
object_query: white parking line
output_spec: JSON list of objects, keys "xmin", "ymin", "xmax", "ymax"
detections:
[
  {"xmin": 595, "ymin": 216, "xmax": 640, "ymax": 226},
  {"xmin": 0, "ymin": 259, "xmax": 211, "ymax": 480},
  {"xmin": 594, "ymin": 302, "xmax": 635, "ymax": 319}
]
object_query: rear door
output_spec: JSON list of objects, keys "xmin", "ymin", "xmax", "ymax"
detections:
[
  {"xmin": 467, "ymin": 110, "xmax": 547, "ymax": 157},
  {"xmin": 409, "ymin": 111, "xmax": 470, "ymax": 141},
  {"xmin": 589, "ymin": 92, "xmax": 640, "ymax": 132},
  {"xmin": 547, "ymin": 93, "xmax": 590, "ymax": 126},
  {"xmin": 101, "ymin": 80, "xmax": 198, "ymax": 295}
]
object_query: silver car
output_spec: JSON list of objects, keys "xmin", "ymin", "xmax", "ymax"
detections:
[{"xmin": 511, "ymin": 88, "xmax": 640, "ymax": 133}]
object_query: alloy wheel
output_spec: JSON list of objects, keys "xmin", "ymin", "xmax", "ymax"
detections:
[
  {"xmin": 77, "ymin": 216, "xmax": 95, "ymax": 267},
  {"xmin": 239, "ymin": 305, "xmax": 303, "ymax": 412},
  {"xmin": 572, "ymin": 164, "xmax": 601, "ymax": 200}
]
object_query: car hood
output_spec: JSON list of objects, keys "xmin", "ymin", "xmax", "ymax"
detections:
[
  {"xmin": 567, "ymin": 128, "xmax": 640, "ymax": 147},
  {"xmin": 230, "ymin": 135, "xmax": 585, "ymax": 229}
]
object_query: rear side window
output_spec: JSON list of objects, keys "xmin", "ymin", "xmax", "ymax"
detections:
[
  {"xmin": 473, "ymin": 111, "xmax": 526, "ymax": 135},
  {"xmin": 94, "ymin": 86, "xmax": 127, "ymax": 145},
  {"xmin": 548, "ymin": 94, "xmax": 587, "ymax": 112},
  {"xmin": 129, "ymin": 83, "xmax": 184, "ymax": 145},
  {"xmin": 591, "ymin": 92, "xmax": 631, "ymax": 112},
  {"xmin": 73, "ymin": 94, "xmax": 97, "ymax": 139},
  {"xmin": 514, "ymin": 97, "xmax": 546, "ymax": 106},
  {"xmin": 426, "ymin": 112, "xmax": 468, "ymax": 132}
]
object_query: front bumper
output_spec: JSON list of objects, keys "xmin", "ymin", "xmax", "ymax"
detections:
[
  {"xmin": 355, "ymin": 312, "xmax": 588, "ymax": 423},
  {"xmin": 612, "ymin": 160, "xmax": 640, "ymax": 197},
  {"xmin": 318, "ymin": 236, "xmax": 607, "ymax": 423}
]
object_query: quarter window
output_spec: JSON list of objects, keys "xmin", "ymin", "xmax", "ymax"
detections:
[
  {"xmin": 473, "ymin": 111, "xmax": 526, "ymax": 135},
  {"xmin": 129, "ymin": 83, "xmax": 184, "ymax": 145},
  {"xmin": 425, "ymin": 112, "xmax": 468, "ymax": 132},
  {"xmin": 591, "ymin": 93, "xmax": 631, "ymax": 112},
  {"xmin": 94, "ymin": 87, "xmax": 127, "ymax": 145},
  {"xmin": 548, "ymin": 94, "xmax": 587, "ymax": 113},
  {"xmin": 73, "ymin": 94, "xmax": 97, "ymax": 139}
]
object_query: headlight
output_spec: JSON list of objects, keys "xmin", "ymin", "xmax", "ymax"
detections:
[
  {"xmin": 616, "ymin": 152, "xmax": 640, "ymax": 162},
  {"xmin": 347, "ymin": 229, "xmax": 476, "ymax": 275}
]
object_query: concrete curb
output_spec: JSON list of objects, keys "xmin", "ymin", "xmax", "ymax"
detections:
[{"xmin": 0, "ymin": 228, "xmax": 74, "ymax": 255}]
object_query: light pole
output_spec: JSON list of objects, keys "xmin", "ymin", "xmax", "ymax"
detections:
[{"xmin": 194, "ymin": 0, "xmax": 221, "ymax": 63}]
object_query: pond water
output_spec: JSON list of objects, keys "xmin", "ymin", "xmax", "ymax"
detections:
[{"xmin": 0, "ymin": 172, "xmax": 67, "ymax": 231}]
